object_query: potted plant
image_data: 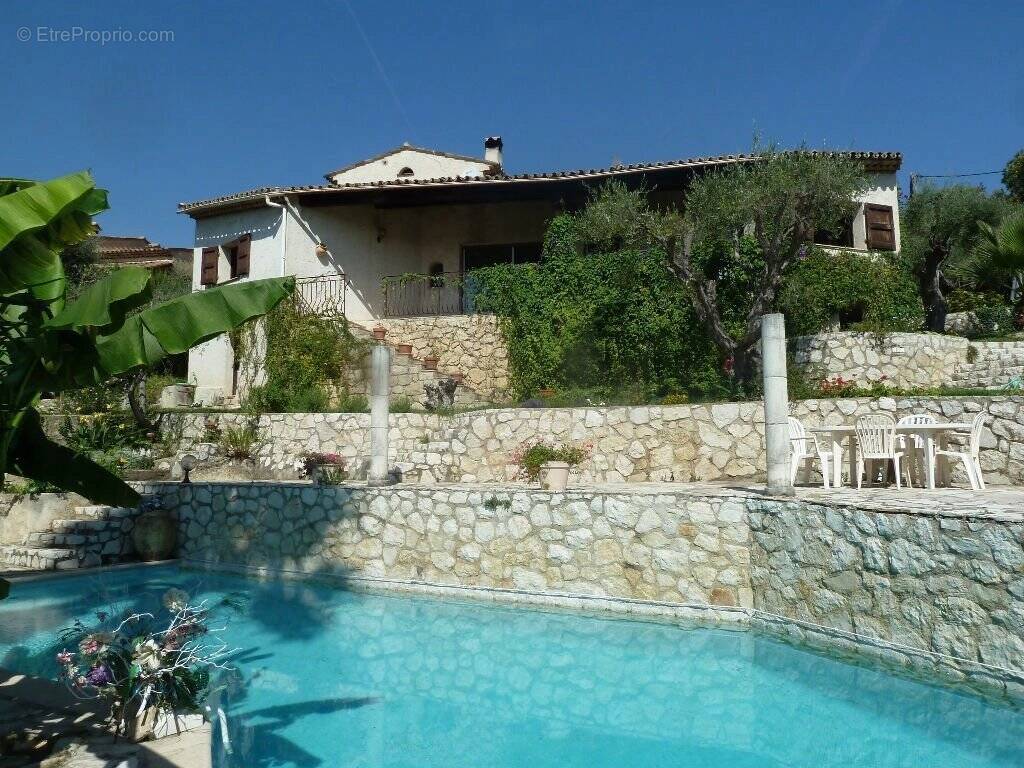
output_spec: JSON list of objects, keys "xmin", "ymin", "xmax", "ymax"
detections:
[
  {"xmin": 55, "ymin": 589, "xmax": 229, "ymax": 742},
  {"xmin": 422, "ymin": 349, "xmax": 439, "ymax": 370},
  {"xmin": 372, "ymin": 325, "xmax": 387, "ymax": 341},
  {"xmin": 510, "ymin": 440, "xmax": 592, "ymax": 491},
  {"xmin": 396, "ymin": 343, "xmax": 413, "ymax": 355},
  {"xmin": 449, "ymin": 372, "xmax": 465, "ymax": 384},
  {"xmin": 298, "ymin": 452, "xmax": 348, "ymax": 485}
]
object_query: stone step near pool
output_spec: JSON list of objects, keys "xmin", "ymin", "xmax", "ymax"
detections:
[{"xmin": 0, "ymin": 505, "xmax": 138, "ymax": 571}]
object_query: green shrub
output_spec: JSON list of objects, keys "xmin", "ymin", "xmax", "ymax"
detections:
[
  {"xmin": 239, "ymin": 298, "xmax": 369, "ymax": 414},
  {"xmin": 969, "ymin": 304, "xmax": 1015, "ymax": 338},
  {"xmin": 471, "ymin": 187, "xmax": 729, "ymax": 401},
  {"xmin": 335, "ymin": 394, "xmax": 369, "ymax": 413},
  {"xmin": 220, "ymin": 424, "xmax": 259, "ymax": 460},
  {"xmin": 947, "ymin": 289, "xmax": 1007, "ymax": 313},
  {"xmin": 59, "ymin": 414, "xmax": 147, "ymax": 454},
  {"xmin": 390, "ymin": 396, "xmax": 414, "ymax": 413},
  {"xmin": 778, "ymin": 248, "xmax": 924, "ymax": 336}
]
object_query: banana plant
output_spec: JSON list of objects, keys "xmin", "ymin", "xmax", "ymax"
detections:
[{"xmin": 0, "ymin": 172, "xmax": 293, "ymax": 598}]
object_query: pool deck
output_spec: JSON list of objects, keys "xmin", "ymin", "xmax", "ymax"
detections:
[{"xmin": 0, "ymin": 666, "xmax": 211, "ymax": 767}]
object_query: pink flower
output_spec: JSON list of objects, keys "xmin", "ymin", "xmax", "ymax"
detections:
[{"xmin": 56, "ymin": 649, "xmax": 75, "ymax": 665}]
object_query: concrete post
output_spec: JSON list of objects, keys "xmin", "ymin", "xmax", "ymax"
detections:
[
  {"xmin": 761, "ymin": 313, "xmax": 794, "ymax": 496},
  {"xmin": 367, "ymin": 343, "xmax": 391, "ymax": 486}
]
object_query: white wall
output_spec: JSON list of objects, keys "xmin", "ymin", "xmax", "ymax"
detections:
[
  {"xmin": 328, "ymin": 148, "xmax": 493, "ymax": 185},
  {"xmin": 187, "ymin": 206, "xmax": 283, "ymax": 397},
  {"xmin": 852, "ymin": 172, "xmax": 901, "ymax": 251}
]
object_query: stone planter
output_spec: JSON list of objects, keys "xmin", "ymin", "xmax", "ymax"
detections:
[
  {"xmin": 539, "ymin": 461, "xmax": 571, "ymax": 491},
  {"xmin": 131, "ymin": 508, "xmax": 177, "ymax": 561},
  {"xmin": 396, "ymin": 343, "xmax": 413, "ymax": 355},
  {"xmin": 422, "ymin": 356, "xmax": 439, "ymax": 371},
  {"xmin": 126, "ymin": 706, "xmax": 205, "ymax": 742},
  {"xmin": 159, "ymin": 383, "xmax": 196, "ymax": 409}
]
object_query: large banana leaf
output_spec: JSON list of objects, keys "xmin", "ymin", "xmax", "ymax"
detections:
[
  {"xmin": 0, "ymin": 171, "xmax": 107, "ymax": 304},
  {"xmin": 7, "ymin": 409, "xmax": 141, "ymax": 507},
  {"xmin": 45, "ymin": 266, "xmax": 153, "ymax": 332},
  {"xmin": 95, "ymin": 276, "xmax": 294, "ymax": 375}
]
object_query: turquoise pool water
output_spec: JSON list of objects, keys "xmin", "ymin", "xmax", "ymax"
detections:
[{"xmin": 1, "ymin": 566, "xmax": 1021, "ymax": 767}]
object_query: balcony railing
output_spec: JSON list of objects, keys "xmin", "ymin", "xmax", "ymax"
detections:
[
  {"xmin": 382, "ymin": 271, "xmax": 481, "ymax": 317},
  {"xmin": 296, "ymin": 274, "xmax": 346, "ymax": 317}
]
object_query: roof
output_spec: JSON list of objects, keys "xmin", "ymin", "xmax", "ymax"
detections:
[
  {"xmin": 96, "ymin": 235, "xmax": 192, "ymax": 267},
  {"xmin": 323, "ymin": 142, "xmax": 498, "ymax": 180},
  {"xmin": 179, "ymin": 150, "xmax": 903, "ymax": 217}
]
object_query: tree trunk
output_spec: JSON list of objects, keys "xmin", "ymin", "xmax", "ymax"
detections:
[{"xmin": 921, "ymin": 248, "xmax": 948, "ymax": 333}]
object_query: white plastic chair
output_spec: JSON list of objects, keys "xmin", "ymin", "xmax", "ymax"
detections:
[
  {"xmin": 789, "ymin": 417, "xmax": 831, "ymax": 488},
  {"xmin": 934, "ymin": 412, "xmax": 987, "ymax": 490},
  {"xmin": 855, "ymin": 415, "xmax": 904, "ymax": 489},
  {"xmin": 897, "ymin": 414, "xmax": 935, "ymax": 487}
]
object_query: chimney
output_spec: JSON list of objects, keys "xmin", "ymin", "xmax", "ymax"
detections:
[{"xmin": 484, "ymin": 136, "xmax": 503, "ymax": 169}]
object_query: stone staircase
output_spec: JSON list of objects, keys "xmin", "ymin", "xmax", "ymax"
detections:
[
  {"xmin": 348, "ymin": 322, "xmax": 489, "ymax": 408},
  {"xmin": 953, "ymin": 341, "xmax": 1024, "ymax": 388},
  {"xmin": 0, "ymin": 505, "xmax": 138, "ymax": 571}
]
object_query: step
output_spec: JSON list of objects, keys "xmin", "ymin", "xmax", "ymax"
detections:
[{"xmin": 0, "ymin": 544, "xmax": 79, "ymax": 570}]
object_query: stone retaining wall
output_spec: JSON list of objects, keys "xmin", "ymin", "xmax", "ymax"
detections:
[
  {"xmin": 749, "ymin": 498, "xmax": 1024, "ymax": 698},
  {"xmin": 792, "ymin": 331, "xmax": 1024, "ymax": 390},
  {"xmin": 373, "ymin": 314, "xmax": 510, "ymax": 400},
  {"xmin": 150, "ymin": 483, "xmax": 752, "ymax": 609},
  {"xmin": 169, "ymin": 395, "xmax": 1024, "ymax": 485},
  {"xmin": 140, "ymin": 481, "xmax": 1024, "ymax": 699},
  {"xmin": 792, "ymin": 332, "xmax": 968, "ymax": 388}
]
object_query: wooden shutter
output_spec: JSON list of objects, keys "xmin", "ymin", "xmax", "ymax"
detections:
[
  {"xmin": 864, "ymin": 204, "xmax": 895, "ymax": 251},
  {"xmin": 234, "ymin": 233, "xmax": 251, "ymax": 277},
  {"xmin": 200, "ymin": 247, "xmax": 218, "ymax": 285}
]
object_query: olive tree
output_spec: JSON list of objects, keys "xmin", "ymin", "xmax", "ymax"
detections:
[
  {"xmin": 901, "ymin": 185, "xmax": 1008, "ymax": 332},
  {"xmin": 661, "ymin": 149, "xmax": 867, "ymax": 385}
]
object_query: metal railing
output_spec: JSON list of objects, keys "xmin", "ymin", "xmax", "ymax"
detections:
[
  {"xmin": 382, "ymin": 271, "xmax": 479, "ymax": 317},
  {"xmin": 296, "ymin": 274, "xmax": 346, "ymax": 318}
]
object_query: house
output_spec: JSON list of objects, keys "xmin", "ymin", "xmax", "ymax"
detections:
[
  {"xmin": 178, "ymin": 138, "xmax": 902, "ymax": 403},
  {"xmin": 96, "ymin": 235, "xmax": 192, "ymax": 275}
]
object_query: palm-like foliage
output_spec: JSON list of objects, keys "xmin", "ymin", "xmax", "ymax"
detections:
[
  {"xmin": 0, "ymin": 172, "xmax": 293, "ymax": 598},
  {"xmin": 975, "ymin": 211, "xmax": 1024, "ymax": 273}
]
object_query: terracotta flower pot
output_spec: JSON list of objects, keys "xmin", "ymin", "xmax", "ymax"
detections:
[
  {"xmin": 539, "ymin": 461, "xmax": 570, "ymax": 491},
  {"xmin": 397, "ymin": 343, "xmax": 413, "ymax": 355},
  {"xmin": 423, "ymin": 356, "xmax": 439, "ymax": 370},
  {"xmin": 132, "ymin": 509, "xmax": 177, "ymax": 561},
  {"xmin": 450, "ymin": 372, "xmax": 464, "ymax": 383},
  {"xmin": 372, "ymin": 325, "xmax": 387, "ymax": 341}
]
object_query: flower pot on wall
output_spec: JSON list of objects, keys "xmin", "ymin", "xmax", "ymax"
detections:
[
  {"xmin": 396, "ymin": 343, "xmax": 413, "ymax": 355},
  {"xmin": 422, "ymin": 356, "xmax": 439, "ymax": 371},
  {"xmin": 132, "ymin": 508, "xmax": 177, "ymax": 561},
  {"xmin": 450, "ymin": 372, "xmax": 464, "ymax": 383},
  {"xmin": 372, "ymin": 325, "xmax": 387, "ymax": 341},
  {"xmin": 539, "ymin": 461, "xmax": 571, "ymax": 491}
]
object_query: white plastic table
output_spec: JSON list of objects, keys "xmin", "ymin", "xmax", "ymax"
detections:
[{"xmin": 808, "ymin": 422, "xmax": 974, "ymax": 489}]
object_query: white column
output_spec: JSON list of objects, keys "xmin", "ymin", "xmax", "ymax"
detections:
[
  {"xmin": 761, "ymin": 313, "xmax": 794, "ymax": 496},
  {"xmin": 367, "ymin": 344, "xmax": 391, "ymax": 486}
]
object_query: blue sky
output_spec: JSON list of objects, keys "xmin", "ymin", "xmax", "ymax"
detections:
[{"xmin": 2, "ymin": 0, "xmax": 1021, "ymax": 246}]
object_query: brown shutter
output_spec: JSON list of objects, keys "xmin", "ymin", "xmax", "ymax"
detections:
[
  {"xmin": 200, "ymin": 247, "xmax": 218, "ymax": 285},
  {"xmin": 234, "ymin": 233, "xmax": 251, "ymax": 277},
  {"xmin": 864, "ymin": 204, "xmax": 895, "ymax": 251}
]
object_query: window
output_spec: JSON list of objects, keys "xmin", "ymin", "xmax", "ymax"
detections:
[
  {"xmin": 227, "ymin": 233, "xmax": 251, "ymax": 278},
  {"xmin": 864, "ymin": 204, "xmax": 896, "ymax": 251},
  {"xmin": 397, "ymin": 167, "xmax": 414, "ymax": 178},
  {"xmin": 200, "ymin": 247, "xmax": 218, "ymax": 285},
  {"xmin": 814, "ymin": 216, "xmax": 854, "ymax": 248},
  {"xmin": 461, "ymin": 242, "xmax": 543, "ymax": 272}
]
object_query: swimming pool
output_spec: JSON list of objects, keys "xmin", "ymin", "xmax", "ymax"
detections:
[{"xmin": 1, "ymin": 565, "xmax": 1021, "ymax": 767}]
